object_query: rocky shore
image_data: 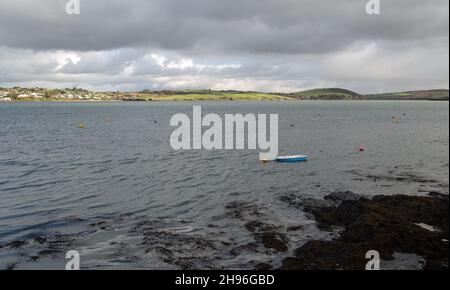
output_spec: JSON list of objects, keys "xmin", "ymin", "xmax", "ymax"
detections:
[
  {"xmin": 1, "ymin": 190, "xmax": 448, "ymax": 270},
  {"xmin": 279, "ymin": 191, "xmax": 449, "ymax": 270}
]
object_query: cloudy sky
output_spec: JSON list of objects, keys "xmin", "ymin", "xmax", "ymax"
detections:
[{"xmin": 0, "ymin": 0, "xmax": 448, "ymax": 93}]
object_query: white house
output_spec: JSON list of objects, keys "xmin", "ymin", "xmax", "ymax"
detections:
[{"xmin": 30, "ymin": 93, "xmax": 43, "ymax": 98}]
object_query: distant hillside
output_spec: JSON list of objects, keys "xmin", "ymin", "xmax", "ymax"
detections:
[
  {"xmin": 288, "ymin": 88, "xmax": 362, "ymax": 100},
  {"xmin": 364, "ymin": 90, "xmax": 449, "ymax": 101},
  {"xmin": 132, "ymin": 89, "xmax": 293, "ymax": 101},
  {"xmin": 1, "ymin": 87, "xmax": 448, "ymax": 102}
]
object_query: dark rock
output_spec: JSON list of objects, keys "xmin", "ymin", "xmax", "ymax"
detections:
[
  {"xmin": 282, "ymin": 240, "xmax": 367, "ymax": 270},
  {"xmin": 324, "ymin": 191, "xmax": 360, "ymax": 204},
  {"xmin": 428, "ymin": 191, "xmax": 447, "ymax": 199},
  {"xmin": 261, "ymin": 233, "xmax": 288, "ymax": 252},
  {"xmin": 287, "ymin": 225, "xmax": 304, "ymax": 232},
  {"xmin": 280, "ymin": 194, "xmax": 449, "ymax": 270},
  {"xmin": 230, "ymin": 243, "xmax": 259, "ymax": 256},
  {"xmin": 299, "ymin": 198, "xmax": 335, "ymax": 212},
  {"xmin": 244, "ymin": 221, "xmax": 288, "ymax": 252},
  {"xmin": 34, "ymin": 237, "xmax": 47, "ymax": 244},
  {"xmin": 281, "ymin": 191, "xmax": 361, "ymax": 214},
  {"xmin": 7, "ymin": 240, "xmax": 27, "ymax": 249},
  {"xmin": 254, "ymin": 263, "xmax": 272, "ymax": 271}
]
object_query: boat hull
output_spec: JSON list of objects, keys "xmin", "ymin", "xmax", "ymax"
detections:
[{"xmin": 276, "ymin": 155, "xmax": 308, "ymax": 163}]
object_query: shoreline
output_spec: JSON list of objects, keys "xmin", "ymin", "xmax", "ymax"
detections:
[
  {"xmin": 1, "ymin": 191, "xmax": 448, "ymax": 270},
  {"xmin": 1, "ymin": 88, "xmax": 448, "ymax": 103},
  {"xmin": 1, "ymin": 99, "xmax": 449, "ymax": 103}
]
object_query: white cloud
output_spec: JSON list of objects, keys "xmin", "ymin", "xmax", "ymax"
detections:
[
  {"xmin": 54, "ymin": 52, "xmax": 81, "ymax": 71},
  {"xmin": 148, "ymin": 53, "xmax": 241, "ymax": 71}
]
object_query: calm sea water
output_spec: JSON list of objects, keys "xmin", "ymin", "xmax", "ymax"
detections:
[{"xmin": 0, "ymin": 101, "xmax": 448, "ymax": 269}]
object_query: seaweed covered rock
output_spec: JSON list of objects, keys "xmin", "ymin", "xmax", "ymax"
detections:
[{"xmin": 281, "ymin": 193, "xmax": 449, "ymax": 270}]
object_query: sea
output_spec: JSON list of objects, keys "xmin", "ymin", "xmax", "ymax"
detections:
[{"xmin": 0, "ymin": 101, "xmax": 448, "ymax": 269}]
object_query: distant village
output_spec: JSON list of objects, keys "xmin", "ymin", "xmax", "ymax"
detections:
[{"xmin": 0, "ymin": 87, "xmax": 127, "ymax": 102}]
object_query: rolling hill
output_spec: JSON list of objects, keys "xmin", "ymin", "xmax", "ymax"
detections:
[
  {"xmin": 364, "ymin": 90, "xmax": 449, "ymax": 101},
  {"xmin": 287, "ymin": 88, "xmax": 449, "ymax": 101},
  {"xmin": 287, "ymin": 88, "xmax": 362, "ymax": 100}
]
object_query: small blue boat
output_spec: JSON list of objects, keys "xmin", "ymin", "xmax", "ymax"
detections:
[{"xmin": 276, "ymin": 155, "xmax": 308, "ymax": 163}]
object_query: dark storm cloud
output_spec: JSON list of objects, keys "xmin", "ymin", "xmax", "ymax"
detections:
[{"xmin": 0, "ymin": 0, "xmax": 448, "ymax": 53}]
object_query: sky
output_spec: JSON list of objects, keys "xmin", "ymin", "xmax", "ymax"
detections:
[{"xmin": 0, "ymin": 0, "xmax": 448, "ymax": 93}]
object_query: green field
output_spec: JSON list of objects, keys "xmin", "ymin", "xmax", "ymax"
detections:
[{"xmin": 126, "ymin": 91, "xmax": 294, "ymax": 101}]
